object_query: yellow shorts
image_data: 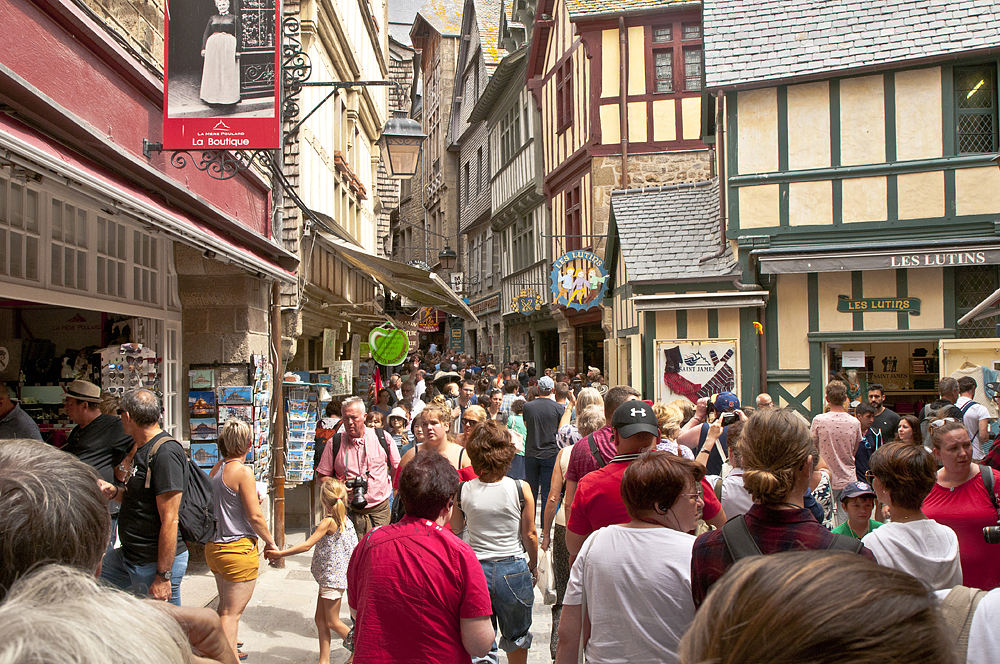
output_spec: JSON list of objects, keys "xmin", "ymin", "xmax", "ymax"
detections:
[{"xmin": 205, "ymin": 538, "xmax": 260, "ymax": 583}]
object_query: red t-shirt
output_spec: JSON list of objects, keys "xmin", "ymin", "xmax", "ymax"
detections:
[
  {"xmin": 922, "ymin": 467, "xmax": 1000, "ymax": 590},
  {"xmin": 346, "ymin": 516, "xmax": 493, "ymax": 663},
  {"xmin": 566, "ymin": 458, "xmax": 721, "ymax": 538}
]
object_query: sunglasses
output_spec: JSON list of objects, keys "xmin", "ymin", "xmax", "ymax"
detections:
[
  {"xmin": 930, "ymin": 417, "xmax": 957, "ymax": 428},
  {"xmin": 462, "ymin": 418, "xmax": 478, "ymax": 426}
]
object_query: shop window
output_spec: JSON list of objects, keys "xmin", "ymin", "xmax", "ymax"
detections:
[
  {"xmin": 955, "ymin": 64, "xmax": 997, "ymax": 154},
  {"xmin": 50, "ymin": 198, "xmax": 88, "ymax": 291},
  {"xmin": 0, "ymin": 178, "xmax": 41, "ymax": 282},
  {"xmin": 97, "ymin": 216, "xmax": 127, "ymax": 298},
  {"xmin": 133, "ymin": 230, "xmax": 159, "ymax": 305},
  {"xmin": 957, "ymin": 265, "xmax": 998, "ymax": 338}
]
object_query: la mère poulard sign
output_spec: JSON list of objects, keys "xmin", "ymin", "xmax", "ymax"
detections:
[{"xmin": 837, "ymin": 295, "xmax": 921, "ymax": 315}]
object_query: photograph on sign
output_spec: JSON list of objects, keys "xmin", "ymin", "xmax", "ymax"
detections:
[
  {"xmin": 656, "ymin": 340, "xmax": 738, "ymax": 404},
  {"xmin": 162, "ymin": 0, "xmax": 280, "ymax": 149}
]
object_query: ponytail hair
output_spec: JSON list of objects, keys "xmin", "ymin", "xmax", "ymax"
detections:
[
  {"xmin": 320, "ymin": 478, "xmax": 348, "ymax": 532},
  {"xmin": 741, "ymin": 408, "xmax": 813, "ymax": 505}
]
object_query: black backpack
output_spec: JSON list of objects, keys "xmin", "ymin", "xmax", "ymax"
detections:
[
  {"xmin": 325, "ymin": 428, "xmax": 394, "ymax": 476},
  {"xmin": 145, "ymin": 433, "xmax": 217, "ymax": 545}
]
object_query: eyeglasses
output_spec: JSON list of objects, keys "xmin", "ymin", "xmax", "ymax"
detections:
[
  {"xmin": 865, "ymin": 470, "xmax": 875, "ymax": 482},
  {"xmin": 681, "ymin": 492, "xmax": 704, "ymax": 502},
  {"xmin": 116, "ymin": 408, "xmax": 125, "ymax": 416},
  {"xmin": 930, "ymin": 417, "xmax": 957, "ymax": 428}
]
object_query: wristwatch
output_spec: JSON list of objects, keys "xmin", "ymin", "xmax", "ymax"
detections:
[{"xmin": 155, "ymin": 569, "xmax": 171, "ymax": 582}]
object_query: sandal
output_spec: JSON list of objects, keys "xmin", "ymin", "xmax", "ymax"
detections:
[{"xmin": 238, "ymin": 652, "xmax": 248, "ymax": 661}]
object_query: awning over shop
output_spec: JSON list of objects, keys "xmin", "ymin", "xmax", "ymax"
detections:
[
  {"xmin": 958, "ymin": 287, "xmax": 1000, "ymax": 325},
  {"xmin": 632, "ymin": 291, "xmax": 769, "ymax": 312},
  {"xmin": 755, "ymin": 240, "xmax": 1000, "ymax": 275},
  {"xmin": 321, "ymin": 234, "xmax": 479, "ymax": 322},
  {"xmin": 0, "ymin": 114, "xmax": 297, "ymax": 283}
]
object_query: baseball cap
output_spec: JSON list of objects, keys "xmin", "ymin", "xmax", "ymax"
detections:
[
  {"xmin": 611, "ymin": 400, "xmax": 659, "ymax": 438},
  {"xmin": 713, "ymin": 392, "xmax": 740, "ymax": 412},
  {"xmin": 840, "ymin": 481, "xmax": 876, "ymax": 503},
  {"xmin": 538, "ymin": 376, "xmax": 555, "ymax": 392}
]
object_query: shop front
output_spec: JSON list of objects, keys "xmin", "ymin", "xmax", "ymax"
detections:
[{"xmin": 756, "ymin": 240, "xmax": 1000, "ymax": 417}]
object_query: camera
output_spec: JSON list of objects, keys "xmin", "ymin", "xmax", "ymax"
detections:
[
  {"xmin": 345, "ymin": 476, "xmax": 369, "ymax": 510},
  {"xmin": 985, "ymin": 523, "xmax": 1000, "ymax": 544},
  {"xmin": 719, "ymin": 412, "xmax": 739, "ymax": 427}
]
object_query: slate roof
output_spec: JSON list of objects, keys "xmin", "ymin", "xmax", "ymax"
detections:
[
  {"xmin": 704, "ymin": 0, "xmax": 1000, "ymax": 89},
  {"xmin": 469, "ymin": 46, "xmax": 527, "ymax": 123},
  {"xmin": 414, "ymin": 0, "xmax": 463, "ymax": 37},
  {"xmin": 611, "ymin": 180, "xmax": 740, "ymax": 283},
  {"xmin": 389, "ymin": 0, "xmax": 426, "ymax": 45},
  {"xmin": 475, "ymin": 0, "xmax": 507, "ymax": 67},
  {"xmin": 566, "ymin": 0, "xmax": 696, "ymax": 19}
]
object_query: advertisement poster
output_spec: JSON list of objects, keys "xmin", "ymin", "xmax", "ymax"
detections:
[
  {"xmin": 550, "ymin": 251, "xmax": 609, "ymax": 311},
  {"xmin": 656, "ymin": 340, "xmax": 738, "ymax": 404},
  {"xmin": 163, "ymin": 0, "xmax": 280, "ymax": 150}
]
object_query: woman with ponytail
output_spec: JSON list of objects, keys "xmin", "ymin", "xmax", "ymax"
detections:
[
  {"xmin": 266, "ymin": 478, "xmax": 358, "ymax": 662},
  {"xmin": 690, "ymin": 408, "xmax": 876, "ymax": 607}
]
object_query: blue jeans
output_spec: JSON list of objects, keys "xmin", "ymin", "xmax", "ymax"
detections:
[
  {"xmin": 480, "ymin": 556, "xmax": 534, "ymax": 652},
  {"xmin": 100, "ymin": 547, "xmax": 189, "ymax": 606},
  {"xmin": 524, "ymin": 456, "xmax": 556, "ymax": 519}
]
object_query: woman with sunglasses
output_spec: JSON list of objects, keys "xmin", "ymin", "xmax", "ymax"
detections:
[
  {"xmin": 922, "ymin": 419, "xmax": 1000, "ymax": 590},
  {"xmin": 457, "ymin": 406, "xmax": 489, "ymax": 481},
  {"xmin": 555, "ymin": 450, "xmax": 704, "ymax": 664}
]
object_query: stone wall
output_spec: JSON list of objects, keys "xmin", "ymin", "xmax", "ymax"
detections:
[{"xmin": 83, "ymin": 0, "xmax": 165, "ymax": 71}]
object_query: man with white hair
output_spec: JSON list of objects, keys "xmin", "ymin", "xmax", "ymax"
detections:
[{"xmin": 316, "ymin": 396, "xmax": 401, "ymax": 535}]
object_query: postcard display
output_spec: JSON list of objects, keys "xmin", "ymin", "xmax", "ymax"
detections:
[
  {"xmin": 284, "ymin": 384, "xmax": 319, "ymax": 485},
  {"xmin": 187, "ymin": 356, "xmax": 272, "ymax": 483}
]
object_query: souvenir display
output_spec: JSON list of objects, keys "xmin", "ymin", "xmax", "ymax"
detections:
[{"xmin": 100, "ymin": 344, "xmax": 160, "ymax": 398}]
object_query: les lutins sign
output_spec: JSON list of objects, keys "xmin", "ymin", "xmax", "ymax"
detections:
[{"xmin": 837, "ymin": 295, "xmax": 921, "ymax": 315}]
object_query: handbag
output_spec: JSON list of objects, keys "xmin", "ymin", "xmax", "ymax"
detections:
[{"xmin": 537, "ymin": 548, "xmax": 557, "ymax": 605}]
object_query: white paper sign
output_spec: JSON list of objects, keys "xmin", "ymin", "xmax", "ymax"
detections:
[{"xmin": 842, "ymin": 351, "xmax": 866, "ymax": 368}]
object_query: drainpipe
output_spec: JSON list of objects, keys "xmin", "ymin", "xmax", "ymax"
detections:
[
  {"xmin": 619, "ymin": 17, "xmax": 628, "ymax": 190},
  {"xmin": 270, "ymin": 280, "xmax": 285, "ymax": 567},
  {"xmin": 700, "ymin": 90, "xmax": 727, "ymax": 263}
]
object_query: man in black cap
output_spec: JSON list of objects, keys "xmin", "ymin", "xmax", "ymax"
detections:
[
  {"xmin": 62, "ymin": 379, "xmax": 134, "ymax": 551},
  {"xmin": 565, "ymin": 401, "xmax": 660, "ymax": 556}
]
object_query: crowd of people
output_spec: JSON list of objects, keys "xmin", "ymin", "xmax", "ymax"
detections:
[{"xmin": 2, "ymin": 355, "xmax": 1000, "ymax": 664}]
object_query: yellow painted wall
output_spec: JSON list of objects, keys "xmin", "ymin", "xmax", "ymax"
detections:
[
  {"xmin": 895, "ymin": 67, "xmax": 943, "ymax": 161},
  {"xmin": 652, "ymin": 99, "xmax": 676, "ymax": 142},
  {"xmin": 788, "ymin": 180, "xmax": 833, "ymax": 226},
  {"xmin": 736, "ymin": 88, "xmax": 778, "ymax": 174},
  {"xmin": 956, "ymin": 167, "xmax": 1000, "ymax": 216},
  {"xmin": 842, "ymin": 176, "xmax": 888, "ymax": 223},
  {"xmin": 628, "ymin": 101, "xmax": 648, "ymax": 143},
  {"xmin": 627, "ymin": 26, "xmax": 645, "ymax": 96},
  {"xmin": 787, "ymin": 81, "xmax": 831, "ymax": 170},
  {"xmin": 681, "ymin": 97, "xmax": 701, "ymax": 140},
  {"xmin": 719, "ymin": 308, "xmax": 741, "ymax": 340},
  {"xmin": 601, "ymin": 29, "xmax": 619, "ymax": 99},
  {"xmin": 941, "ymin": 340, "xmax": 1000, "ymax": 379},
  {"xmin": 840, "ymin": 75, "xmax": 885, "ymax": 166},
  {"xmin": 817, "ymin": 271, "xmax": 853, "ymax": 331},
  {"xmin": 908, "ymin": 267, "xmax": 944, "ymax": 330},
  {"xmin": 601, "ymin": 104, "xmax": 620, "ymax": 145},
  {"xmin": 655, "ymin": 310, "xmax": 677, "ymax": 339},
  {"xmin": 738, "ymin": 184, "xmax": 780, "ymax": 228},
  {"xmin": 863, "ymin": 269, "xmax": 899, "ymax": 330},
  {"xmin": 897, "ymin": 171, "xmax": 944, "ymax": 220},
  {"xmin": 776, "ymin": 273, "xmax": 810, "ymax": 369},
  {"xmin": 687, "ymin": 307, "xmax": 708, "ymax": 338}
]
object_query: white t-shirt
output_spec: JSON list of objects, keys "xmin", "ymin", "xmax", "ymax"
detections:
[
  {"xmin": 861, "ymin": 519, "xmax": 962, "ymax": 590},
  {"xmin": 968, "ymin": 588, "xmax": 1000, "ymax": 664},
  {"xmin": 564, "ymin": 525, "xmax": 696, "ymax": 664},
  {"xmin": 705, "ymin": 469, "xmax": 753, "ymax": 518},
  {"xmin": 956, "ymin": 396, "xmax": 990, "ymax": 459}
]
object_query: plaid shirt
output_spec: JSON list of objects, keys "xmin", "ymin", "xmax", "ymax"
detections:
[
  {"xmin": 500, "ymin": 392, "xmax": 519, "ymax": 417},
  {"xmin": 690, "ymin": 504, "xmax": 876, "ymax": 607}
]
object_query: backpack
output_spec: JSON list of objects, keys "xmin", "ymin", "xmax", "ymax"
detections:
[
  {"xmin": 920, "ymin": 400, "xmax": 964, "ymax": 442},
  {"xmin": 719, "ymin": 514, "xmax": 863, "ymax": 562},
  {"xmin": 144, "ymin": 433, "xmax": 216, "ymax": 545},
  {"xmin": 325, "ymin": 428, "xmax": 394, "ymax": 476},
  {"xmin": 587, "ymin": 433, "xmax": 606, "ymax": 469},
  {"xmin": 958, "ymin": 399, "xmax": 979, "ymax": 444},
  {"xmin": 940, "ymin": 586, "xmax": 989, "ymax": 664}
]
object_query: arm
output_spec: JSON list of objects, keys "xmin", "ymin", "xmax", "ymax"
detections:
[
  {"xmin": 460, "ymin": 616, "xmax": 495, "ymax": 658},
  {"xmin": 558, "ymin": 394, "xmax": 575, "ymax": 428},
  {"xmin": 565, "ymin": 528, "xmax": 587, "ymax": 557},
  {"xmin": 541, "ymin": 449, "xmax": 566, "ymax": 550},
  {"xmin": 237, "ymin": 465, "xmax": 277, "ymax": 551},
  {"xmin": 979, "ymin": 417, "xmax": 990, "ymax": 447},
  {"xmin": 678, "ymin": 397, "xmax": 709, "ymax": 437},
  {"xmin": 152, "ymin": 490, "xmax": 182, "ymax": 601},
  {"xmin": 693, "ymin": 421, "xmax": 723, "ymax": 469},
  {"xmin": 562, "ymin": 479, "xmax": 577, "ymax": 527},
  {"xmin": 450, "ymin": 494, "xmax": 466, "ymax": 533},
  {"xmin": 676, "ymin": 422, "xmax": 703, "ymax": 450},
  {"xmin": 705, "ymin": 507, "xmax": 727, "ymax": 529},
  {"xmin": 554, "ymin": 603, "xmax": 586, "ymax": 664},
  {"xmin": 266, "ymin": 519, "xmax": 332, "ymax": 560},
  {"xmin": 521, "ymin": 482, "xmax": 538, "ymax": 574}
]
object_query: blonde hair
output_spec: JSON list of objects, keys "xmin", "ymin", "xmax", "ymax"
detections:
[
  {"xmin": 463, "ymin": 405, "xmax": 487, "ymax": 424},
  {"xmin": 575, "ymin": 387, "xmax": 603, "ymax": 414},
  {"xmin": 320, "ymin": 478, "xmax": 348, "ymax": 532},
  {"xmin": 652, "ymin": 402, "xmax": 684, "ymax": 438},
  {"xmin": 416, "ymin": 401, "xmax": 454, "ymax": 429},
  {"xmin": 740, "ymin": 408, "xmax": 813, "ymax": 505},
  {"xmin": 217, "ymin": 419, "xmax": 252, "ymax": 458}
]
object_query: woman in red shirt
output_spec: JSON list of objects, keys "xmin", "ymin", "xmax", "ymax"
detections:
[{"xmin": 922, "ymin": 419, "xmax": 1000, "ymax": 590}]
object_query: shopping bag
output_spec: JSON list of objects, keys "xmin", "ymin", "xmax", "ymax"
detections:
[{"xmin": 537, "ymin": 548, "xmax": 557, "ymax": 605}]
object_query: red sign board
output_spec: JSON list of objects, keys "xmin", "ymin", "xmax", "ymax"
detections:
[{"xmin": 162, "ymin": 0, "xmax": 281, "ymax": 150}]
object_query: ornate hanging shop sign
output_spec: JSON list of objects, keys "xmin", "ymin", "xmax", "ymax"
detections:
[
  {"xmin": 510, "ymin": 288, "xmax": 543, "ymax": 315},
  {"xmin": 836, "ymin": 296, "xmax": 921, "ymax": 315},
  {"xmin": 550, "ymin": 251, "xmax": 609, "ymax": 311},
  {"xmin": 163, "ymin": 0, "xmax": 281, "ymax": 149}
]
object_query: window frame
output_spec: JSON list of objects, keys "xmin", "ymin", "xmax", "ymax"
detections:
[
  {"xmin": 954, "ymin": 63, "xmax": 998, "ymax": 155},
  {"xmin": 556, "ymin": 60, "xmax": 573, "ymax": 133},
  {"xmin": 565, "ymin": 184, "xmax": 582, "ymax": 252},
  {"xmin": 650, "ymin": 20, "xmax": 703, "ymax": 95}
]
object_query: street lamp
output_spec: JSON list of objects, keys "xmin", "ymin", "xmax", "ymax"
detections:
[
  {"xmin": 438, "ymin": 245, "xmax": 457, "ymax": 271},
  {"xmin": 378, "ymin": 110, "xmax": 427, "ymax": 180}
]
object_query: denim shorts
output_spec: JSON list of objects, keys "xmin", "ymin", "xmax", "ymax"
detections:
[{"xmin": 480, "ymin": 556, "xmax": 533, "ymax": 652}]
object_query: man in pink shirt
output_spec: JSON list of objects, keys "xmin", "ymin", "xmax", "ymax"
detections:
[
  {"xmin": 317, "ymin": 396, "xmax": 401, "ymax": 535},
  {"xmin": 810, "ymin": 381, "xmax": 861, "ymax": 526}
]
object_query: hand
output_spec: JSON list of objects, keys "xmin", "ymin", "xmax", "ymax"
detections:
[
  {"xmin": 149, "ymin": 576, "xmax": 172, "ymax": 602},
  {"xmin": 98, "ymin": 479, "xmax": 118, "ymax": 500},
  {"xmin": 531, "ymin": 568, "xmax": 539, "ymax": 586},
  {"xmin": 736, "ymin": 409, "xmax": 749, "ymax": 422},
  {"xmin": 540, "ymin": 534, "xmax": 550, "ymax": 551},
  {"xmin": 705, "ymin": 420, "xmax": 723, "ymax": 444},
  {"xmin": 695, "ymin": 397, "xmax": 710, "ymax": 420},
  {"xmin": 264, "ymin": 547, "xmax": 282, "ymax": 562},
  {"xmin": 157, "ymin": 604, "xmax": 239, "ymax": 664}
]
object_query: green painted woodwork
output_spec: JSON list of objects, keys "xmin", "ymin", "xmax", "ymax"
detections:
[
  {"xmin": 740, "ymin": 307, "xmax": 761, "ymax": 399},
  {"xmin": 728, "ymin": 153, "xmax": 996, "ymax": 187},
  {"xmin": 852, "ymin": 271, "xmax": 863, "ymax": 331},
  {"xmin": 807, "ymin": 329, "xmax": 956, "ymax": 342},
  {"xmin": 896, "ymin": 269, "xmax": 909, "ymax": 330},
  {"xmin": 830, "ymin": 79, "xmax": 841, "ymax": 168},
  {"xmin": 727, "ymin": 91, "xmax": 740, "ymax": 233},
  {"xmin": 765, "ymin": 283, "xmax": 779, "ymax": 371},
  {"xmin": 708, "ymin": 309, "xmax": 719, "ymax": 339},
  {"xmin": 944, "ymin": 267, "xmax": 956, "ymax": 330},
  {"xmin": 676, "ymin": 310, "xmax": 688, "ymax": 339},
  {"xmin": 643, "ymin": 311, "xmax": 656, "ymax": 399}
]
